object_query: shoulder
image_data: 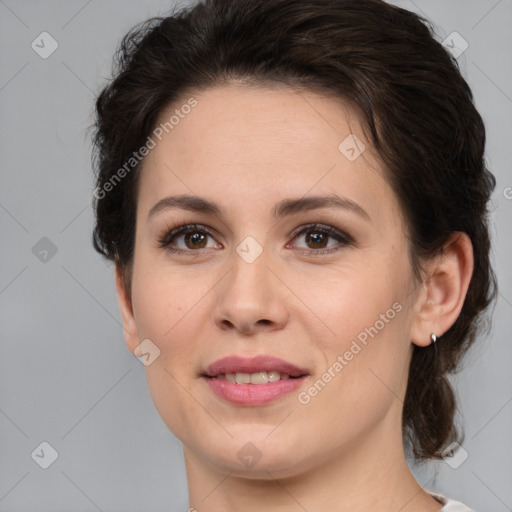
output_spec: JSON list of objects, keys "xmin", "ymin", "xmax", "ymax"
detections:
[{"xmin": 429, "ymin": 492, "xmax": 476, "ymax": 512}]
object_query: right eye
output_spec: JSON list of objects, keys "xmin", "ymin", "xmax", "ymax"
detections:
[{"xmin": 158, "ymin": 223, "xmax": 222, "ymax": 255}]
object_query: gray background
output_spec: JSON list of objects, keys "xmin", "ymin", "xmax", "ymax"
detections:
[{"xmin": 0, "ymin": 0, "xmax": 511, "ymax": 511}]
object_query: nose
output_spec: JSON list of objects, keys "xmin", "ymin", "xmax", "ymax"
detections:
[{"xmin": 212, "ymin": 246, "xmax": 289, "ymax": 335}]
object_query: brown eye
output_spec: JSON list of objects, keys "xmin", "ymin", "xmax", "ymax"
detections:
[
  {"xmin": 158, "ymin": 224, "xmax": 220, "ymax": 254},
  {"xmin": 183, "ymin": 231, "xmax": 208, "ymax": 249},
  {"xmin": 305, "ymin": 231, "xmax": 329, "ymax": 249},
  {"xmin": 290, "ymin": 223, "xmax": 352, "ymax": 255}
]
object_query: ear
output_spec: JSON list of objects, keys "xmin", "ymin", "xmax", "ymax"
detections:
[
  {"xmin": 410, "ymin": 232, "xmax": 474, "ymax": 347},
  {"xmin": 115, "ymin": 264, "xmax": 140, "ymax": 354}
]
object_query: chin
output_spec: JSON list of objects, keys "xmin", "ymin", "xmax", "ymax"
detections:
[{"xmin": 193, "ymin": 431, "xmax": 314, "ymax": 479}]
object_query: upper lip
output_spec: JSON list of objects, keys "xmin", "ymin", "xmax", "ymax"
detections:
[{"xmin": 203, "ymin": 355, "xmax": 309, "ymax": 377}]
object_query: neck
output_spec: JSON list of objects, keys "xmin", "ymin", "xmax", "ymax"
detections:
[{"xmin": 183, "ymin": 402, "xmax": 442, "ymax": 512}]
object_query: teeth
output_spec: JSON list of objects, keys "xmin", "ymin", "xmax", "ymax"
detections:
[
  {"xmin": 236, "ymin": 372, "xmax": 251, "ymax": 384},
  {"xmin": 217, "ymin": 371, "xmax": 293, "ymax": 384}
]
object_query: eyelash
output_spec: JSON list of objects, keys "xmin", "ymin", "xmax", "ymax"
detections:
[{"xmin": 157, "ymin": 223, "xmax": 353, "ymax": 257}]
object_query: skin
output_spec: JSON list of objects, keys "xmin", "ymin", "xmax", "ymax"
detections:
[{"xmin": 115, "ymin": 84, "xmax": 474, "ymax": 512}]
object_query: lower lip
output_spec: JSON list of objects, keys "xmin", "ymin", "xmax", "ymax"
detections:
[{"xmin": 204, "ymin": 376, "xmax": 307, "ymax": 406}]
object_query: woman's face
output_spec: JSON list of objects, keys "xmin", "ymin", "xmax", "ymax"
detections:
[{"xmin": 118, "ymin": 84, "xmax": 427, "ymax": 478}]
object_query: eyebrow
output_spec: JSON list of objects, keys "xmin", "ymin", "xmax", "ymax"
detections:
[{"xmin": 147, "ymin": 193, "xmax": 371, "ymax": 222}]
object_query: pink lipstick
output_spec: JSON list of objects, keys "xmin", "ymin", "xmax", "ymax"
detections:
[{"xmin": 202, "ymin": 355, "xmax": 309, "ymax": 406}]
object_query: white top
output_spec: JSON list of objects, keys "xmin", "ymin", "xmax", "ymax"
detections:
[{"xmin": 430, "ymin": 492, "xmax": 475, "ymax": 511}]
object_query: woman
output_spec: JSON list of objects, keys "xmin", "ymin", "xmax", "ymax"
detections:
[{"xmin": 91, "ymin": 0, "xmax": 497, "ymax": 510}]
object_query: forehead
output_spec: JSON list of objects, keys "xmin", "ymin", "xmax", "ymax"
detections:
[
  {"xmin": 136, "ymin": 84, "xmax": 404, "ymax": 232},
  {"xmin": 147, "ymin": 83, "xmax": 372, "ymax": 167}
]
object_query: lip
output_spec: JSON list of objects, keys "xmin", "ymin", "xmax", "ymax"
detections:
[
  {"xmin": 202, "ymin": 355, "xmax": 310, "ymax": 406},
  {"xmin": 204, "ymin": 376, "xmax": 307, "ymax": 406},
  {"xmin": 203, "ymin": 355, "xmax": 308, "ymax": 378}
]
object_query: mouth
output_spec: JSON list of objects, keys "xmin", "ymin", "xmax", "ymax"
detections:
[
  {"xmin": 208, "ymin": 371, "xmax": 301, "ymax": 384},
  {"xmin": 201, "ymin": 355, "xmax": 309, "ymax": 405},
  {"xmin": 203, "ymin": 354, "xmax": 308, "ymax": 378}
]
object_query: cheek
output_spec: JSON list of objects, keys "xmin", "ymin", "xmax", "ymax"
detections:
[
  {"xmin": 131, "ymin": 257, "xmax": 206, "ymax": 340},
  {"xmin": 296, "ymin": 263, "xmax": 410, "ymax": 414},
  {"xmin": 130, "ymin": 266, "xmax": 211, "ymax": 435},
  {"xmin": 293, "ymin": 257, "xmax": 404, "ymax": 349},
  {"xmin": 130, "ymin": 256, "xmax": 217, "ymax": 375},
  {"xmin": 295, "ymin": 308, "xmax": 410, "ymax": 456}
]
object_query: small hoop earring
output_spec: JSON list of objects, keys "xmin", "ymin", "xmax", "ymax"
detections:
[{"xmin": 430, "ymin": 332, "xmax": 437, "ymax": 345}]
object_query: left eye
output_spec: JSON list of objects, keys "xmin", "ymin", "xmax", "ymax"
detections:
[{"xmin": 289, "ymin": 224, "xmax": 351, "ymax": 254}]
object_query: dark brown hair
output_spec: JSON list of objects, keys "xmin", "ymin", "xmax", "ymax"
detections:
[{"xmin": 91, "ymin": 0, "xmax": 497, "ymax": 461}]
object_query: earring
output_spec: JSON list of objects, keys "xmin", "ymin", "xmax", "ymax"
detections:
[{"xmin": 430, "ymin": 332, "xmax": 437, "ymax": 345}]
